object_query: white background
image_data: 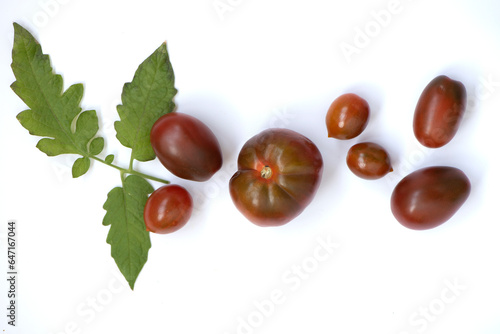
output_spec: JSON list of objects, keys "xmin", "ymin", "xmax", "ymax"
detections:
[{"xmin": 1, "ymin": 0, "xmax": 500, "ymax": 333}]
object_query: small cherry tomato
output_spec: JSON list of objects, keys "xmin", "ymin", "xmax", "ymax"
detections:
[
  {"xmin": 346, "ymin": 142, "xmax": 392, "ymax": 180},
  {"xmin": 413, "ymin": 75, "xmax": 467, "ymax": 148},
  {"xmin": 390, "ymin": 166, "xmax": 471, "ymax": 230},
  {"xmin": 229, "ymin": 128, "xmax": 323, "ymax": 227},
  {"xmin": 326, "ymin": 93, "xmax": 370, "ymax": 140},
  {"xmin": 150, "ymin": 112, "xmax": 223, "ymax": 181},
  {"xmin": 144, "ymin": 184, "xmax": 193, "ymax": 234}
]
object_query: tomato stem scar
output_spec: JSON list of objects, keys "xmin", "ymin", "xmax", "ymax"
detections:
[{"xmin": 260, "ymin": 166, "xmax": 273, "ymax": 179}]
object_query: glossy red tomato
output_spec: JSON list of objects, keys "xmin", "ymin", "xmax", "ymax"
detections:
[
  {"xmin": 346, "ymin": 142, "xmax": 393, "ymax": 180},
  {"xmin": 144, "ymin": 184, "xmax": 193, "ymax": 234},
  {"xmin": 391, "ymin": 166, "xmax": 471, "ymax": 230},
  {"xmin": 326, "ymin": 93, "xmax": 370, "ymax": 140},
  {"xmin": 150, "ymin": 112, "xmax": 223, "ymax": 181},
  {"xmin": 229, "ymin": 128, "xmax": 323, "ymax": 227},
  {"xmin": 413, "ymin": 75, "xmax": 467, "ymax": 148}
]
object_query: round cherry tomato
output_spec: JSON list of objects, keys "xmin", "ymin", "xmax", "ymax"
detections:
[
  {"xmin": 150, "ymin": 112, "xmax": 223, "ymax": 181},
  {"xmin": 346, "ymin": 142, "xmax": 393, "ymax": 180},
  {"xmin": 326, "ymin": 93, "xmax": 370, "ymax": 140},
  {"xmin": 413, "ymin": 75, "xmax": 467, "ymax": 148},
  {"xmin": 390, "ymin": 166, "xmax": 471, "ymax": 230},
  {"xmin": 144, "ymin": 184, "xmax": 193, "ymax": 234},
  {"xmin": 229, "ymin": 128, "xmax": 323, "ymax": 227}
]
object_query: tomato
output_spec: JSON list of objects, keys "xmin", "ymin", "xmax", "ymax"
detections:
[
  {"xmin": 144, "ymin": 184, "xmax": 193, "ymax": 234},
  {"xmin": 413, "ymin": 75, "xmax": 467, "ymax": 148},
  {"xmin": 229, "ymin": 128, "xmax": 323, "ymax": 227},
  {"xmin": 150, "ymin": 112, "xmax": 223, "ymax": 181},
  {"xmin": 326, "ymin": 93, "xmax": 370, "ymax": 140},
  {"xmin": 346, "ymin": 142, "xmax": 392, "ymax": 180},
  {"xmin": 390, "ymin": 166, "xmax": 471, "ymax": 230}
]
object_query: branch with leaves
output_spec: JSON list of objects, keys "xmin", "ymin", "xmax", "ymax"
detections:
[{"xmin": 11, "ymin": 23, "xmax": 177, "ymax": 289}]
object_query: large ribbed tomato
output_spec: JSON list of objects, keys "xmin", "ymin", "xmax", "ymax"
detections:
[{"xmin": 229, "ymin": 128, "xmax": 323, "ymax": 227}]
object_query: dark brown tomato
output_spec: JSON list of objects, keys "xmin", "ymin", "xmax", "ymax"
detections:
[
  {"xmin": 144, "ymin": 184, "xmax": 193, "ymax": 234},
  {"xmin": 150, "ymin": 112, "xmax": 223, "ymax": 181},
  {"xmin": 413, "ymin": 75, "xmax": 467, "ymax": 148},
  {"xmin": 326, "ymin": 93, "xmax": 370, "ymax": 140},
  {"xmin": 346, "ymin": 142, "xmax": 393, "ymax": 180},
  {"xmin": 229, "ymin": 128, "xmax": 323, "ymax": 227},
  {"xmin": 391, "ymin": 166, "xmax": 471, "ymax": 230}
]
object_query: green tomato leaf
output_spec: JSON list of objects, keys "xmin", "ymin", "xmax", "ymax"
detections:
[
  {"xmin": 10, "ymin": 23, "xmax": 102, "ymax": 177},
  {"xmin": 103, "ymin": 175, "xmax": 154, "ymax": 290},
  {"xmin": 89, "ymin": 137, "xmax": 104, "ymax": 156},
  {"xmin": 105, "ymin": 154, "xmax": 115, "ymax": 164},
  {"xmin": 72, "ymin": 157, "xmax": 91, "ymax": 178},
  {"xmin": 115, "ymin": 42, "xmax": 177, "ymax": 162}
]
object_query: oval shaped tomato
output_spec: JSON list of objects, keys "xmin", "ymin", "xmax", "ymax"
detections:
[
  {"xmin": 144, "ymin": 184, "xmax": 193, "ymax": 234},
  {"xmin": 391, "ymin": 166, "xmax": 471, "ymax": 230},
  {"xmin": 326, "ymin": 93, "xmax": 370, "ymax": 140},
  {"xmin": 150, "ymin": 112, "xmax": 223, "ymax": 182},
  {"xmin": 413, "ymin": 75, "xmax": 467, "ymax": 148},
  {"xmin": 229, "ymin": 128, "xmax": 323, "ymax": 227},
  {"xmin": 346, "ymin": 142, "xmax": 393, "ymax": 180}
]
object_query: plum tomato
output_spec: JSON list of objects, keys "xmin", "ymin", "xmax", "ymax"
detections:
[
  {"xmin": 326, "ymin": 93, "xmax": 370, "ymax": 140},
  {"xmin": 390, "ymin": 166, "xmax": 471, "ymax": 230},
  {"xmin": 144, "ymin": 184, "xmax": 193, "ymax": 234},
  {"xmin": 413, "ymin": 75, "xmax": 467, "ymax": 148},
  {"xmin": 346, "ymin": 142, "xmax": 393, "ymax": 180},
  {"xmin": 229, "ymin": 128, "xmax": 323, "ymax": 227},
  {"xmin": 150, "ymin": 112, "xmax": 223, "ymax": 182}
]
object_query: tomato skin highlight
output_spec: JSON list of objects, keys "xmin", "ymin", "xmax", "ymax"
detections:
[
  {"xmin": 150, "ymin": 112, "xmax": 223, "ymax": 182},
  {"xmin": 346, "ymin": 142, "xmax": 392, "ymax": 180},
  {"xmin": 229, "ymin": 128, "xmax": 323, "ymax": 227},
  {"xmin": 390, "ymin": 166, "xmax": 471, "ymax": 230},
  {"xmin": 413, "ymin": 75, "xmax": 467, "ymax": 148},
  {"xmin": 144, "ymin": 184, "xmax": 193, "ymax": 234},
  {"xmin": 326, "ymin": 93, "xmax": 370, "ymax": 140}
]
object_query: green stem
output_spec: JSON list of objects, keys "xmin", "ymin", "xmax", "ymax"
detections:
[
  {"xmin": 91, "ymin": 156, "xmax": 170, "ymax": 185},
  {"xmin": 129, "ymin": 169, "xmax": 170, "ymax": 184},
  {"xmin": 128, "ymin": 154, "xmax": 135, "ymax": 171}
]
